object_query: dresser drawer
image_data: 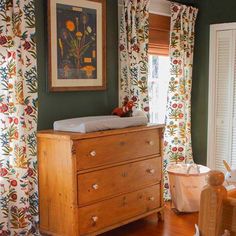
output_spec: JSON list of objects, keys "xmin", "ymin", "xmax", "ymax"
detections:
[
  {"xmin": 79, "ymin": 184, "xmax": 160, "ymax": 235},
  {"xmin": 78, "ymin": 157, "xmax": 161, "ymax": 205},
  {"xmin": 75, "ymin": 129, "xmax": 160, "ymax": 170}
]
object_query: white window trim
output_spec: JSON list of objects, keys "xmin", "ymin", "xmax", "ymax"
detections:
[{"xmin": 207, "ymin": 22, "xmax": 236, "ymax": 169}]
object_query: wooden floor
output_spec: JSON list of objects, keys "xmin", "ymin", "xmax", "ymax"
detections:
[
  {"xmin": 42, "ymin": 203, "xmax": 198, "ymax": 236},
  {"xmin": 101, "ymin": 203, "xmax": 198, "ymax": 236}
]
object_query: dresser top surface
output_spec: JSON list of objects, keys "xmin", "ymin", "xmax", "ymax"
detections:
[{"xmin": 37, "ymin": 124, "xmax": 164, "ymax": 140}]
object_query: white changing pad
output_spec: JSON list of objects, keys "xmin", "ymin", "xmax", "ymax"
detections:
[{"xmin": 53, "ymin": 115, "xmax": 148, "ymax": 133}]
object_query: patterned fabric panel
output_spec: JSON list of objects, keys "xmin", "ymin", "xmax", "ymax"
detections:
[
  {"xmin": 0, "ymin": 0, "xmax": 38, "ymax": 234},
  {"xmin": 163, "ymin": 3, "xmax": 198, "ymax": 200},
  {"xmin": 119, "ymin": 0, "xmax": 150, "ymax": 114}
]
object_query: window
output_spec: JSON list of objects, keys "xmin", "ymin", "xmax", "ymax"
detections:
[
  {"xmin": 148, "ymin": 13, "xmax": 170, "ymax": 124},
  {"xmin": 148, "ymin": 55, "xmax": 170, "ymax": 124}
]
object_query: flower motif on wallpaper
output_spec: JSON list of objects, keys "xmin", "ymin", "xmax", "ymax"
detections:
[{"xmin": 57, "ymin": 7, "xmax": 97, "ymax": 80}]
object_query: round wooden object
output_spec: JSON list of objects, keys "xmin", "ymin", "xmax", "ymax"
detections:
[{"xmin": 206, "ymin": 170, "xmax": 225, "ymax": 186}]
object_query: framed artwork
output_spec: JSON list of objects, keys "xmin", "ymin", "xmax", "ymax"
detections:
[{"xmin": 47, "ymin": 0, "xmax": 106, "ymax": 91}]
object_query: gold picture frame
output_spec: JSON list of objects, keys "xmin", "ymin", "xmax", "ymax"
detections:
[{"xmin": 48, "ymin": 0, "xmax": 106, "ymax": 91}]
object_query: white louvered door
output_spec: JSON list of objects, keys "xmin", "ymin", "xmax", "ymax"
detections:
[
  {"xmin": 208, "ymin": 24, "xmax": 236, "ymax": 171},
  {"xmin": 231, "ymin": 33, "xmax": 236, "ymax": 169}
]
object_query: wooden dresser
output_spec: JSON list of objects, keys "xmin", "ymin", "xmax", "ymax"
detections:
[{"xmin": 37, "ymin": 125, "xmax": 164, "ymax": 236}]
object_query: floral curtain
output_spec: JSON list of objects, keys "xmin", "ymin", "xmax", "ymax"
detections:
[
  {"xmin": 163, "ymin": 3, "xmax": 198, "ymax": 199},
  {"xmin": 0, "ymin": 0, "xmax": 38, "ymax": 234},
  {"xmin": 119, "ymin": 0, "xmax": 150, "ymax": 112}
]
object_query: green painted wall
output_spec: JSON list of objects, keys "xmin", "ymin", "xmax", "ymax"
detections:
[
  {"xmin": 35, "ymin": 0, "xmax": 118, "ymax": 130},
  {"xmin": 36, "ymin": 0, "xmax": 236, "ymax": 165},
  {"xmin": 190, "ymin": 0, "xmax": 209, "ymax": 165},
  {"xmin": 191, "ymin": 0, "xmax": 236, "ymax": 165},
  {"xmin": 175, "ymin": 0, "xmax": 236, "ymax": 165}
]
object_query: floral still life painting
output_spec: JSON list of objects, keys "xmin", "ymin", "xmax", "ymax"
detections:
[{"xmin": 48, "ymin": 0, "xmax": 106, "ymax": 91}]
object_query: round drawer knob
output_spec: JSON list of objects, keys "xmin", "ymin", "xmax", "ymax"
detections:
[
  {"xmin": 149, "ymin": 196, "xmax": 155, "ymax": 201},
  {"xmin": 90, "ymin": 150, "xmax": 96, "ymax": 157},
  {"xmin": 92, "ymin": 184, "xmax": 99, "ymax": 190},
  {"xmin": 147, "ymin": 169, "xmax": 155, "ymax": 174},
  {"xmin": 147, "ymin": 140, "xmax": 154, "ymax": 146},
  {"xmin": 92, "ymin": 216, "xmax": 98, "ymax": 222}
]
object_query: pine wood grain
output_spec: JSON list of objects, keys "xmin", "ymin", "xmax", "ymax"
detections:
[
  {"xmin": 38, "ymin": 137, "xmax": 78, "ymax": 236},
  {"xmin": 37, "ymin": 124, "xmax": 165, "ymax": 140},
  {"xmin": 101, "ymin": 203, "xmax": 198, "ymax": 236},
  {"xmin": 76, "ymin": 129, "xmax": 160, "ymax": 170},
  {"xmin": 79, "ymin": 185, "xmax": 161, "ymax": 235},
  {"xmin": 78, "ymin": 157, "xmax": 161, "ymax": 206},
  {"xmin": 198, "ymin": 170, "xmax": 236, "ymax": 236},
  {"xmin": 38, "ymin": 125, "xmax": 164, "ymax": 236},
  {"xmin": 40, "ymin": 203, "xmax": 197, "ymax": 236}
]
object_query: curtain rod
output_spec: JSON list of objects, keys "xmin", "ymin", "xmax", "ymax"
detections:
[
  {"xmin": 118, "ymin": 0, "xmax": 197, "ymax": 9},
  {"xmin": 166, "ymin": 0, "xmax": 198, "ymax": 8}
]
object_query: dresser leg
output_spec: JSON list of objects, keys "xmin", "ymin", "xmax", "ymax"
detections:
[{"xmin": 157, "ymin": 209, "xmax": 164, "ymax": 222}]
